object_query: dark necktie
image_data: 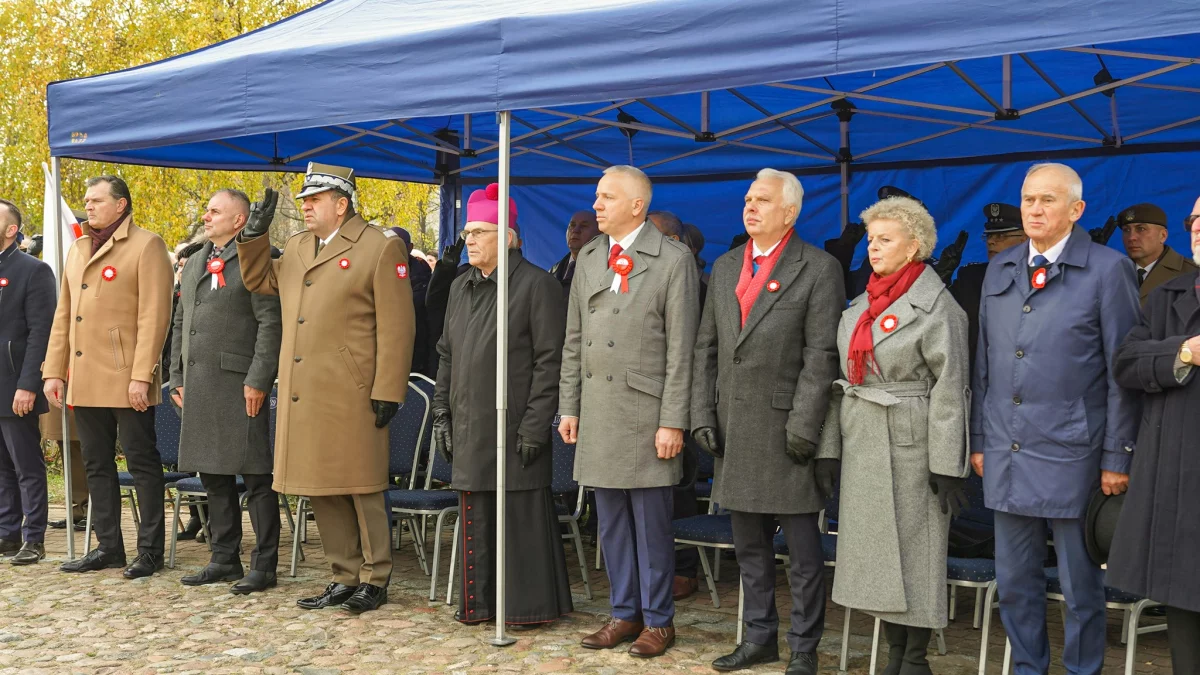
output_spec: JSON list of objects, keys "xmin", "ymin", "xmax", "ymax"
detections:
[
  {"xmin": 1031, "ymin": 254, "xmax": 1049, "ymax": 268},
  {"xmin": 316, "ymin": 240, "xmax": 325, "ymax": 257},
  {"xmin": 1137, "ymin": 268, "xmax": 1147, "ymax": 286},
  {"xmin": 608, "ymin": 244, "xmax": 623, "ymax": 270}
]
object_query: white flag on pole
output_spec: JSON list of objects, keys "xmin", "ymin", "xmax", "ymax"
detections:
[{"xmin": 42, "ymin": 162, "xmax": 82, "ymax": 281}]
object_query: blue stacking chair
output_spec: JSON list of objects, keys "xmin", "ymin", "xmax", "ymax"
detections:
[
  {"xmin": 550, "ymin": 424, "xmax": 593, "ymax": 600},
  {"xmin": 694, "ymin": 447, "xmax": 715, "ymax": 507},
  {"xmin": 671, "ymin": 490, "xmax": 732, "ymax": 608}
]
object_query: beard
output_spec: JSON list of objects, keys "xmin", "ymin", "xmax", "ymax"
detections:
[{"xmin": 1193, "ymin": 246, "xmax": 1200, "ymax": 267}]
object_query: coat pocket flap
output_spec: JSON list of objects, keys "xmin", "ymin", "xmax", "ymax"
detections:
[
  {"xmin": 626, "ymin": 369, "xmax": 665, "ymax": 398},
  {"xmin": 220, "ymin": 352, "xmax": 254, "ymax": 374},
  {"xmin": 771, "ymin": 390, "xmax": 795, "ymax": 410}
]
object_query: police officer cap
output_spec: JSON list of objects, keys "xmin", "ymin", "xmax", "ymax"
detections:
[
  {"xmin": 1117, "ymin": 203, "xmax": 1167, "ymax": 228},
  {"xmin": 983, "ymin": 202, "xmax": 1022, "ymax": 234},
  {"xmin": 296, "ymin": 162, "xmax": 356, "ymax": 200},
  {"xmin": 877, "ymin": 185, "xmax": 924, "ymax": 207}
]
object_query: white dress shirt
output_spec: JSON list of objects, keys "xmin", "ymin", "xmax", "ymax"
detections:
[
  {"xmin": 1027, "ymin": 234, "xmax": 1069, "ymax": 265},
  {"xmin": 319, "ymin": 228, "xmax": 340, "ymax": 250},
  {"xmin": 608, "ymin": 222, "xmax": 645, "ymax": 293}
]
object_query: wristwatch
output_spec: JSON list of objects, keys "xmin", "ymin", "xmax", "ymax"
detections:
[{"xmin": 1182, "ymin": 342, "xmax": 1193, "ymax": 364}]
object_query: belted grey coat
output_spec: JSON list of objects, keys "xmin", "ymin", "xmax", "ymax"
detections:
[{"xmin": 817, "ymin": 265, "xmax": 970, "ymax": 628}]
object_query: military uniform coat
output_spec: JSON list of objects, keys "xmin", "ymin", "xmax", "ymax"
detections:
[
  {"xmin": 0, "ymin": 244, "xmax": 56, "ymax": 417},
  {"xmin": 433, "ymin": 250, "xmax": 565, "ymax": 492},
  {"xmin": 691, "ymin": 233, "xmax": 845, "ymax": 514},
  {"xmin": 818, "ymin": 265, "xmax": 970, "ymax": 628},
  {"xmin": 168, "ymin": 241, "xmax": 282, "ymax": 475},
  {"xmin": 949, "ymin": 262, "xmax": 987, "ymax": 376},
  {"xmin": 970, "ymin": 227, "xmax": 1141, "ymax": 518},
  {"xmin": 238, "ymin": 216, "xmax": 414, "ymax": 496},
  {"xmin": 1139, "ymin": 245, "xmax": 1197, "ymax": 305},
  {"xmin": 44, "ymin": 216, "xmax": 173, "ymax": 407},
  {"xmin": 1107, "ymin": 272, "xmax": 1200, "ymax": 612},
  {"xmin": 559, "ymin": 225, "xmax": 699, "ymax": 489}
]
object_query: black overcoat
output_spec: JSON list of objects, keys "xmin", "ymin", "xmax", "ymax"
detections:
[
  {"xmin": 1108, "ymin": 271, "xmax": 1200, "ymax": 612},
  {"xmin": 0, "ymin": 245, "xmax": 56, "ymax": 418}
]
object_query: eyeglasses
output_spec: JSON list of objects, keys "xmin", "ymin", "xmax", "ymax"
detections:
[{"xmin": 461, "ymin": 227, "xmax": 498, "ymax": 240}]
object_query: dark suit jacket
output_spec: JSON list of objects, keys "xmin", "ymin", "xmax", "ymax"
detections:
[{"xmin": 0, "ymin": 244, "xmax": 56, "ymax": 417}]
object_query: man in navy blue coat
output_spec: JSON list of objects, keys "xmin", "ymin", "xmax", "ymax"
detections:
[
  {"xmin": 971, "ymin": 163, "xmax": 1140, "ymax": 675},
  {"xmin": 0, "ymin": 199, "xmax": 57, "ymax": 565}
]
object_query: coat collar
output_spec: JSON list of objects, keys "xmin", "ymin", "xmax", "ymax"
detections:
[
  {"xmin": 847, "ymin": 264, "xmax": 944, "ymax": 348},
  {"xmin": 303, "ymin": 214, "xmax": 369, "ymax": 270},
  {"xmin": 994, "ymin": 225, "xmax": 1091, "ymax": 299},
  {"xmin": 467, "ymin": 249, "xmax": 525, "ymax": 285},
  {"xmin": 83, "ymin": 214, "xmax": 133, "ymax": 268},
  {"xmin": 736, "ymin": 232, "xmax": 809, "ymax": 346},
  {"xmin": 1163, "ymin": 270, "xmax": 1200, "ymax": 326},
  {"xmin": 584, "ymin": 222, "xmax": 664, "ymax": 297}
]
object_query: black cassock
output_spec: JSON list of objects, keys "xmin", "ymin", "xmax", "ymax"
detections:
[{"xmin": 435, "ymin": 251, "xmax": 573, "ymax": 624}]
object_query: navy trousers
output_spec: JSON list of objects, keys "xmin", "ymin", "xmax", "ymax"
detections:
[
  {"xmin": 994, "ymin": 512, "xmax": 1107, "ymax": 675},
  {"xmin": 0, "ymin": 415, "xmax": 48, "ymax": 544},
  {"xmin": 594, "ymin": 486, "xmax": 675, "ymax": 627}
]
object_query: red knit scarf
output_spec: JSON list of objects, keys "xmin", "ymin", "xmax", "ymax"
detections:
[
  {"xmin": 734, "ymin": 228, "xmax": 794, "ymax": 327},
  {"xmin": 847, "ymin": 261, "xmax": 924, "ymax": 385},
  {"xmin": 89, "ymin": 212, "xmax": 127, "ymax": 257}
]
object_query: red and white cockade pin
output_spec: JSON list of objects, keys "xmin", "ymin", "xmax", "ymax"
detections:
[
  {"xmin": 612, "ymin": 254, "xmax": 633, "ymax": 293},
  {"xmin": 338, "ymin": 258, "xmax": 351, "ymax": 270},
  {"xmin": 881, "ymin": 314, "xmax": 899, "ymax": 333},
  {"xmin": 0, "ymin": 278, "xmax": 8, "ymax": 288},
  {"xmin": 1031, "ymin": 267, "xmax": 1047, "ymax": 289},
  {"xmin": 101, "ymin": 266, "xmax": 117, "ymax": 281},
  {"xmin": 396, "ymin": 263, "xmax": 408, "ymax": 279},
  {"xmin": 206, "ymin": 258, "xmax": 227, "ymax": 288},
  {"xmin": 766, "ymin": 279, "xmax": 781, "ymax": 293}
]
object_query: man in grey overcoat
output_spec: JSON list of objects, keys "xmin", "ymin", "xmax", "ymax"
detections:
[
  {"xmin": 169, "ymin": 189, "xmax": 282, "ymax": 594},
  {"xmin": 559, "ymin": 165, "xmax": 699, "ymax": 658},
  {"xmin": 691, "ymin": 169, "xmax": 845, "ymax": 675}
]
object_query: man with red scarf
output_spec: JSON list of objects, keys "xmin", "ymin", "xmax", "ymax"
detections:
[{"xmin": 691, "ymin": 168, "xmax": 845, "ymax": 675}]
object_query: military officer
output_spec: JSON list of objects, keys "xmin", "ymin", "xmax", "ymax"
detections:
[
  {"xmin": 237, "ymin": 163, "xmax": 415, "ymax": 613},
  {"xmin": 1117, "ymin": 202, "xmax": 1197, "ymax": 304},
  {"xmin": 949, "ymin": 203, "xmax": 1027, "ymax": 373}
]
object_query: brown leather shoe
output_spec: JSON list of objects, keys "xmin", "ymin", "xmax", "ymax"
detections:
[
  {"xmin": 581, "ymin": 617, "xmax": 644, "ymax": 649},
  {"xmin": 672, "ymin": 575, "xmax": 699, "ymax": 600},
  {"xmin": 629, "ymin": 625, "xmax": 675, "ymax": 658}
]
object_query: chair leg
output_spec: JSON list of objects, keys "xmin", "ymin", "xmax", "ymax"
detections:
[
  {"xmin": 696, "ymin": 545, "xmax": 720, "ymax": 608},
  {"xmin": 1120, "ymin": 607, "xmax": 1130, "ymax": 646},
  {"xmin": 428, "ymin": 509, "xmax": 450, "ymax": 602},
  {"xmin": 936, "ymin": 627, "xmax": 947, "ymax": 655},
  {"xmin": 1125, "ymin": 601, "xmax": 1148, "ymax": 675},
  {"xmin": 840, "ymin": 607, "xmax": 852, "ymax": 674},
  {"xmin": 290, "ymin": 498, "xmax": 305, "ymax": 578},
  {"xmin": 979, "ymin": 581, "xmax": 998, "ymax": 675},
  {"xmin": 595, "ymin": 538, "xmax": 603, "ymax": 570},
  {"xmin": 869, "ymin": 617, "xmax": 881, "ymax": 675},
  {"xmin": 568, "ymin": 519, "xmax": 593, "ymax": 600},
  {"xmin": 197, "ymin": 502, "xmax": 211, "ymax": 551},
  {"xmin": 84, "ymin": 498, "xmax": 94, "ymax": 555},
  {"xmin": 1002, "ymin": 638, "xmax": 1012, "ymax": 675},
  {"xmin": 974, "ymin": 587, "xmax": 985, "ymax": 629},
  {"xmin": 713, "ymin": 547, "xmax": 722, "ymax": 582},
  {"xmin": 280, "ymin": 494, "xmax": 296, "ymax": 535},
  {"xmin": 408, "ymin": 516, "xmax": 429, "ymax": 574},
  {"xmin": 950, "ymin": 584, "xmax": 958, "ymax": 622},
  {"xmin": 445, "ymin": 516, "xmax": 459, "ymax": 605},
  {"xmin": 735, "ymin": 575, "xmax": 744, "ymax": 646},
  {"xmin": 168, "ymin": 493, "xmax": 182, "ymax": 569},
  {"xmin": 127, "ymin": 489, "xmax": 140, "ymax": 529}
]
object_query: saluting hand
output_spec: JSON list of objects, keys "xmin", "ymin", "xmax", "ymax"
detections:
[{"xmin": 655, "ymin": 427, "xmax": 683, "ymax": 460}]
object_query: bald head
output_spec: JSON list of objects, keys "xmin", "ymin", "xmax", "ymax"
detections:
[{"xmin": 648, "ymin": 210, "xmax": 684, "ymax": 240}]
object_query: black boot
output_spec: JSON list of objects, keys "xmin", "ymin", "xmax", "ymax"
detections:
[
  {"xmin": 881, "ymin": 621, "xmax": 907, "ymax": 675},
  {"xmin": 898, "ymin": 626, "xmax": 933, "ymax": 675}
]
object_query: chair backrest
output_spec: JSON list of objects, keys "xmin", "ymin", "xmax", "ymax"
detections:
[
  {"xmin": 694, "ymin": 441, "xmax": 715, "ymax": 478},
  {"xmin": 388, "ymin": 381, "xmax": 429, "ymax": 485},
  {"xmin": 408, "ymin": 376, "xmax": 450, "ymax": 488},
  {"xmin": 154, "ymin": 386, "xmax": 182, "ymax": 467},
  {"xmin": 550, "ymin": 423, "xmax": 578, "ymax": 495}
]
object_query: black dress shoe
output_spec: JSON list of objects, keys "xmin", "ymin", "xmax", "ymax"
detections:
[
  {"xmin": 60, "ymin": 548, "xmax": 127, "ymax": 573},
  {"xmin": 454, "ymin": 610, "xmax": 488, "ymax": 626},
  {"xmin": 0, "ymin": 539, "xmax": 20, "ymax": 556},
  {"xmin": 341, "ymin": 583, "xmax": 388, "ymax": 614},
  {"xmin": 181, "ymin": 562, "xmax": 244, "ymax": 586},
  {"xmin": 231, "ymin": 570, "xmax": 277, "ymax": 595},
  {"xmin": 176, "ymin": 519, "xmax": 203, "ymax": 541},
  {"xmin": 49, "ymin": 518, "xmax": 87, "ymax": 531},
  {"xmin": 785, "ymin": 651, "xmax": 818, "ymax": 675},
  {"xmin": 712, "ymin": 641, "xmax": 781, "ymax": 671},
  {"xmin": 123, "ymin": 552, "xmax": 163, "ymax": 579},
  {"xmin": 10, "ymin": 542, "xmax": 45, "ymax": 566},
  {"xmin": 297, "ymin": 582, "xmax": 356, "ymax": 610}
]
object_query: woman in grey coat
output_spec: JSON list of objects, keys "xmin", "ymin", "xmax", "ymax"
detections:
[{"xmin": 817, "ymin": 196, "xmax": 970, "ymax": 675}]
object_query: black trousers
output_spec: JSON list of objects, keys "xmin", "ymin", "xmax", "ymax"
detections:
[
  {"xmin": 74, "ymin": 406, "xmax": 164, "ymax": 556},
  {"xmin": 199, "ymin": 473, "xmax": 279, "ymax": 571},
  {"xmin": 732, "ymin": 511, "xmax": 826, "ymax": 653},
  {"xmin": 0, "ymin": 416, "xmax": 48, "ymax": 543},
  {"xmin": 1167, "ymin": 606, "xmax": 1200, "ymax": 675}
]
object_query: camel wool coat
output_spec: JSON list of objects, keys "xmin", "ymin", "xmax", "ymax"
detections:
[
  {"xmin": 43, "ymin": 215, "xmax": 174, "ymax": 407},
  {"xmin": 237, "ymin": 216, "xmax": 414, "ymax": 496},
  {"xmin": 818, "ymin": 265, "xmax": 970, "ymax": 628}
]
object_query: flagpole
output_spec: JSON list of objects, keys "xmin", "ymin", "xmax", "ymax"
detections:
[{"xmin": 52, "ymin": 156, "xmax": 75, "ymax": 561}]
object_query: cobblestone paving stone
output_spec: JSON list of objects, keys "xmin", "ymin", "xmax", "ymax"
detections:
[{"xmin": 0, "ymin": 505, "xmax": 1172, "ymax": 674}]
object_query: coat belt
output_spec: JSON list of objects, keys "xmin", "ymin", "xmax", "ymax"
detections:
[{"xmin": 833, "ymin": 379, "xmax": 931, "ymax": 407}]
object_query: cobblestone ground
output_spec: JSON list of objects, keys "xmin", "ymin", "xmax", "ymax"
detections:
[{"xmin": 0, "ymin": 503, "xmax": 1172, "ymax": 674}]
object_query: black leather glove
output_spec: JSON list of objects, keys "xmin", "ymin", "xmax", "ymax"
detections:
[
  {"xmin": 242, "ymin": 188, "xmax": 278, "ymax": 239},
  {"xmin": 785, "ymin": 432, "xmax": 817, "ymax": 466},
  {"xmin": 371, "ymin": 400, "xmax": 399, "ymax": 428},
  {"xmin": 1089, "ymin": 215, "xmax": 1117, "ymax": 245},
  {"xmin": 517, "ymin": 435, "xmax": 549, "ymax": 468},
  {"xmin": 692, "ymin": 426, "xmax": 724, "ymax": 459},
  {"xmin": 823, "ymin": 222, "xmax": 866, "ymax": 271},
  {"xmin": 432, "ymin": 408, "xmax": 453, "ymax": 464},
  {"xmin": 933, "ymin": 230, "xmax": 969, "ymax": 284},
  {"xmin": 814, "ymin": 458, "xmax": 840, "ymax": 501},
  {"xmin": 929, "ymin": 474, "xmax": 970, "ymax": 517},
  {"xmin": 439, "ymin": 236, "xmax": 466, "ymax": 268}
]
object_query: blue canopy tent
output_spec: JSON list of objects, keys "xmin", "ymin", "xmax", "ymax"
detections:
[{"xmin": 44, "ymin": 0, "xmax": 1200, "ymax": 637}]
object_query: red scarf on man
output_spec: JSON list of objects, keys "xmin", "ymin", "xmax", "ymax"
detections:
[
  {"xmin": 734, "ymin": 228, "xmax": 794, "ymax": 327},
  {"xmin": 847, "ymin": 261, "xmax": 924, "ymax": 385},
  {"xmin": 89, "ymin": 212, "xmax": 127, "ymax": 257}
]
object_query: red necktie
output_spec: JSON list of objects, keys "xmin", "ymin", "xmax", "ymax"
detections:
[{"xmin": 608, "ymin": 244, "xmax": 624, "ymax": 270}]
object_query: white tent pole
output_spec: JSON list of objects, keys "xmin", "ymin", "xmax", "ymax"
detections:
[
  {"xmin": 490, "ymin": 109, "xmax": 516, "ymax": 648},
  {"xmin": 52, "ymin": 156, "xmax": 75, "ymax": 561}
]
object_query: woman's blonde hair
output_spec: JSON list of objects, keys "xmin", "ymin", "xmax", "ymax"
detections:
[{"xmin": 859, "ymin": 196, "xmax": 937, "ymax": 261}]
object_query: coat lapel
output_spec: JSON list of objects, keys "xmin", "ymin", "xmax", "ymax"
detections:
[
  {"xmin": 737, "ymin": 236, "xmax": 807, "ymax": 347},
  {"xmin": 714, "ymin": 249, "xmax": 744, "ymax": 341},
  {"xmin": 309, "ymin": 215, "xmax": 366, "ymax": 271},
  {"xmin": 82, "ymin": 215, "xmax": 132, "ymax": 271},
  {"xmin": 1172, "ymin": 280, "xmax": 1200, "ymax": 327},
  {"xmin": 190, "ymin": 242, "xmax": 215, "ymax": 291},
  {"xmin": 871, "ymin": 266, "xmax": 941, "ymax": 348}
]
